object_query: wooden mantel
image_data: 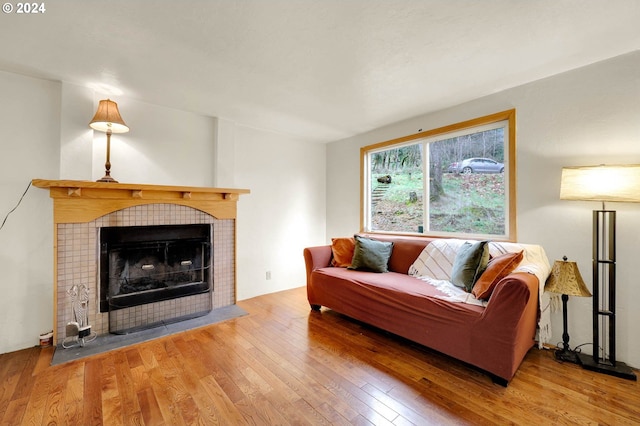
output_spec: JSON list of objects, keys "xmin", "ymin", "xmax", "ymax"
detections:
[{"xmin": 32, "ymin": 179, "xmax": 250, "ymax": 223}]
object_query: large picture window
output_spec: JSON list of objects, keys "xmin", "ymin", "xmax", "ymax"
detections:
[{"xmin": 361, "ymin": 110, "xmax": 516, "ymax": 241}]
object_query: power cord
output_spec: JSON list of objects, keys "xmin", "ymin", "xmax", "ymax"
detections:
[
  {"xmin": 554, "ymin": 341, "xmax": 590, "ymax": 354},
  {"xmin": 0, "ymin": 180, "xmax": 32, "ymax": 231},
  {"xmin": 552, "ymin": 341, "xmax": 592, "ymax": 364},
  {"xmin": 573, "ymin": 342, "xmax": 592, "ymax": 352}
]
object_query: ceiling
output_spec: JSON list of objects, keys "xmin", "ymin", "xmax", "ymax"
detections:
[{"xmin": 1, "ymin": 1, "xmax": 639, "ymax": 143}]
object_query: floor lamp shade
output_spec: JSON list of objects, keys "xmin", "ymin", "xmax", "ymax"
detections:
[
  {"xmin": 560, "ymin": 165, "xmax": 640, "ymax": 203},
  {"xmin": 559, "ymin": 164, "xmax": 638, "ymax": 380}
]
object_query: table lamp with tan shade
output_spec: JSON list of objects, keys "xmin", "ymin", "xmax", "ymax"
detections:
[
  {"xmin": 89, "ymin": 99, "xmax": 129, "ymax": 183},
  {"xmin": 545, "ymin": 257, "xmax": 591, "ymax": 363}
]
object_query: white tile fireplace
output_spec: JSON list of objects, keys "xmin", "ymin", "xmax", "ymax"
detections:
[{"xmin": 33, "ymin": 179, "xmax": 249, "ymax": 344}]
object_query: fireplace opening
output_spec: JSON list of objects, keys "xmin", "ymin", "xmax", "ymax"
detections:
[{"xmin": 100, "ymin": 224, "xmax": 212, "ymax": 313}]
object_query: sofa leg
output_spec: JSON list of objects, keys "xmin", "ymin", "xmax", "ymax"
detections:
[{"xmin": 310, "ymin": 304, "xmax": 321, "ymax": 311}]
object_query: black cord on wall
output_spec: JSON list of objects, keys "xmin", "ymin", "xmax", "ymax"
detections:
[{"xmin": 0, "ymin": 181, "xmax": 33, "ymax": 231}]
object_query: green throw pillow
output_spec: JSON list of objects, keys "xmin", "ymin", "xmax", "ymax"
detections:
[
  {"xmin": 451, "ymin": 241, "xmax": 490, "ymax": 292},
  {"xmin": 349, "ymin": 235, "xmax": 394, "ymax": 273}
]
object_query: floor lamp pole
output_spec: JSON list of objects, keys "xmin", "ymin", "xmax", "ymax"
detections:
[{"xmin": 577, "ymin": 208, "xmax": 636, "ymax": 380}]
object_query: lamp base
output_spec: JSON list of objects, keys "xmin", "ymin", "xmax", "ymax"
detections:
[
  {"xmin": 97, "ymin": 175, "xmax": 118, "ymax": 183},
  {"xmin": 554, "ymin": 348, "xmax": 580, "ymax": 364},
  {"xmin": 577, "ymin": 353, "xmax": 637, "ymax": 381}
]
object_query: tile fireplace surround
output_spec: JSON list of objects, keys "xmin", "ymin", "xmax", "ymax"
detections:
[{"xmin": 32, "ymin": 179, "xmax": 249, "ymax": 344}]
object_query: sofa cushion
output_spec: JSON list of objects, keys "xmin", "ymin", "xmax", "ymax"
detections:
[
  {"xmin": 451, "ymin": 241, "xmax": 490, "ymax": 292},
  {"xmin": 361, "ymin": 235, "xmax": 432, "ymax": 274},
  {"xmin": 349, "ymin": 235, "xmax": 394, "ymax": 273},
  {"xmin": 330, "ymin": 237, "xmax": 355, "ymax": 267},
  {"xmin": 387, "ymin": 239, "xmax": 431, "ymax": 274},
  {"xmin": 472, "ymin": 251, "xmax": 524, "ymax": 300},
  {"xmin": 408, "ymin": 239, "xmax": 467, "ymax": 280}
]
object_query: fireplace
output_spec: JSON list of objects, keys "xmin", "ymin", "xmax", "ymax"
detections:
[
  {"xmin": 99, "ymin": 224, "xmax": 212, "ymax": 313},
  {"xmin": 33, "ymin": 179, "xmax": 248, "ymax": 343}
]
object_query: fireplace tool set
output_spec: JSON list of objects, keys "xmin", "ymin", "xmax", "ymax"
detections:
[{"xmin": 62, "ymin": 284, "xmax": 97, "ymax": 348}]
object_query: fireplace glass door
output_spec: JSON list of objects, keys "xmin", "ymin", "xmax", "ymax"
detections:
[{"xmin": 100, "ymin": 224, "xmax": 213, "ymax": 333}]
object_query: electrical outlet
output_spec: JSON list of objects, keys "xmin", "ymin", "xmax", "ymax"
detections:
[{"xmin": 266, "ymin": 271, "xmax": 271, "ymax": 280}]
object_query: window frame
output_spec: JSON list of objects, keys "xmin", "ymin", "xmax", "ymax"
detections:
[{"xmin": 360, "ymin": 109, "xmax": 517, "ymax": 241}]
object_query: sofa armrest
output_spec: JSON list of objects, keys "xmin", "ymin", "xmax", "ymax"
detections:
[
  {"xmin": 303, "ymin": 245, "xmax": 332, "ymax": 284},
  {"xmin": 474, "ymin": 272, "xmax": 539, "ymax": 376},
  {"xmin": 481, "ymin": 272, "xmax": 538, "ymax": 323}
]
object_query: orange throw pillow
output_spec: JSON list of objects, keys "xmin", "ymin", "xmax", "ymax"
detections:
[
  {"xmin": 330, "ymin": 237, "xmax": 356, "ymax": 267},
  {"xmin": 472, "ymin": 251, "xmax": 523, "ymax": 300}
]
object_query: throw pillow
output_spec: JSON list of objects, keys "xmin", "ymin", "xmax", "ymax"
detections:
[
  {"xmin": 349, "ymin": 235, "xmax": 394, "ymax": 273},
  {"xmin": 330, "ymin": 237, "xmax": 356, "ymax": 267},
  {"xmin": 450, "ymin": 241, "xmax": 490, "ymax": 292},
  {"xmin": 472, "ymin": 250, "xmax": 524, "ymax": 300}
]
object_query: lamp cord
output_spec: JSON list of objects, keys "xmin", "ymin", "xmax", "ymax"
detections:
[
  {"xmin": 554, "ymin": 341, "xmax": 592, "ymax": 355},
  {"xmin": 573, "ymin": 342, "xmax": 592, "ymax": 351},
  {"xmin": 0, "ymin": 181, "xmax": 32, "ymax": 231}
]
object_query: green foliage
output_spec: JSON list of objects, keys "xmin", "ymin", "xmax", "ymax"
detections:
[
  {"xmin": 371, "ymin": 144, "xmax": 422, "ymax": 173},
  {"xmin": 371, "ymin": 172, "xmax": 505, "ymax": 235},
  {"xmin": 369, "ymin": 119, "xmax": 507, "ymax": 234}
]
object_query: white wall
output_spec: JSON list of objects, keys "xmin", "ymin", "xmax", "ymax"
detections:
[
  {"xmin": 90, "ymin": 97, "xmax": 217, "ymax": 186},
  {"xmin": 326, "ymin": 51, "xmax": 640, "ymax": 368},
  {"xmin": 234, "ymin": 125, "xmax": 326, "ymax": 300},
  {"xmin": 59, "ymin": 83, "xmax": 93, "ymax": 179},
  {"xmin": 0, "ymin": 71, "xmax": 59, "ymax": 353},
  {"xmin": 0, "ymin": 73, "xmax": 326, "ymax": 354}
]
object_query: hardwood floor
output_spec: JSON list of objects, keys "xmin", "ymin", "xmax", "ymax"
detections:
[{"xmin": 1, "ymin": 286, "xmax": 639, "ymax": 425}]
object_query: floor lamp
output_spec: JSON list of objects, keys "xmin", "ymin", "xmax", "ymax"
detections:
[{"xmin": 560, "ymin": 165, "xmax": 637, "ymax": 380}]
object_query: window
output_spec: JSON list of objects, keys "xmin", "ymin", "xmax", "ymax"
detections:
[{"xmin": 361, "ymin": 109, "xmax": 516, "ymax": 241}]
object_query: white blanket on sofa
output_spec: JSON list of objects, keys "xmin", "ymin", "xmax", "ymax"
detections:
[{"xmin": 408, "ymin": 239, "xmax": 552, "ymax": 348}]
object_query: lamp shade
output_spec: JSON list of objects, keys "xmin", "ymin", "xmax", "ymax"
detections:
[
  {"xmin": 89, "ymin": 99, "xmax": 129, "ymax": 134},
  {"xmin": 560, "ymin": 165, "xmax": 640, "ymax": 203},
  {"xmin": 545, "ymin": 258, "xmax": 591, "ymax": 297}
]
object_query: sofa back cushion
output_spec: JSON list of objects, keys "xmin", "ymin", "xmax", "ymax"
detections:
[
  {"xmin": 349, "ymin": 235, "xmax": 394, "ymax": 272},
  {"xmin": 360, "ymin": 235, "xmax": 433, "ymax": 274},
  {"xmin": 330, "ymin": 237, "xmax": 356, "ymax": 267},
  {"xmin": 451, "ymin": 241, "xmax": 490, "ymax": 292}
]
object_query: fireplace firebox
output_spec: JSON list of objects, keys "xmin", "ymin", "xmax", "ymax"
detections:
[{"xmin": 99, "ymin": 224, "xmax": 212, "ymax": 314}]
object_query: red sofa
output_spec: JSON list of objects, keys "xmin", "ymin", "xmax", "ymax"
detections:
[{"xmin": 304, "ymin": 235, "xmax": 541, "ymax": 385}]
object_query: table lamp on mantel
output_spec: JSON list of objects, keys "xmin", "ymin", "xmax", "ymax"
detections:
[
  {"xmin": 89, "ymin": 99, "xmax": 129, "ymax": 183},
  {"xmin": 544, "ymin": 256, "xmax": 591, "ymax": 363}
]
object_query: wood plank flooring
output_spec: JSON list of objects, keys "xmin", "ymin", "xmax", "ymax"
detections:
[{"xmin": 1, "ymin": 286, "xmax": 639, "ymax": 425}]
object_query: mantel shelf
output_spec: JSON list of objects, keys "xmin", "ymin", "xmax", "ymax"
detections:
[
  {"xmin": 32, "ymin": 179, "xmax": 249, "ymax": 196},
  {"xmin": 32, "ymin": 179, "xmax": 250, "ymax": 223}
]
